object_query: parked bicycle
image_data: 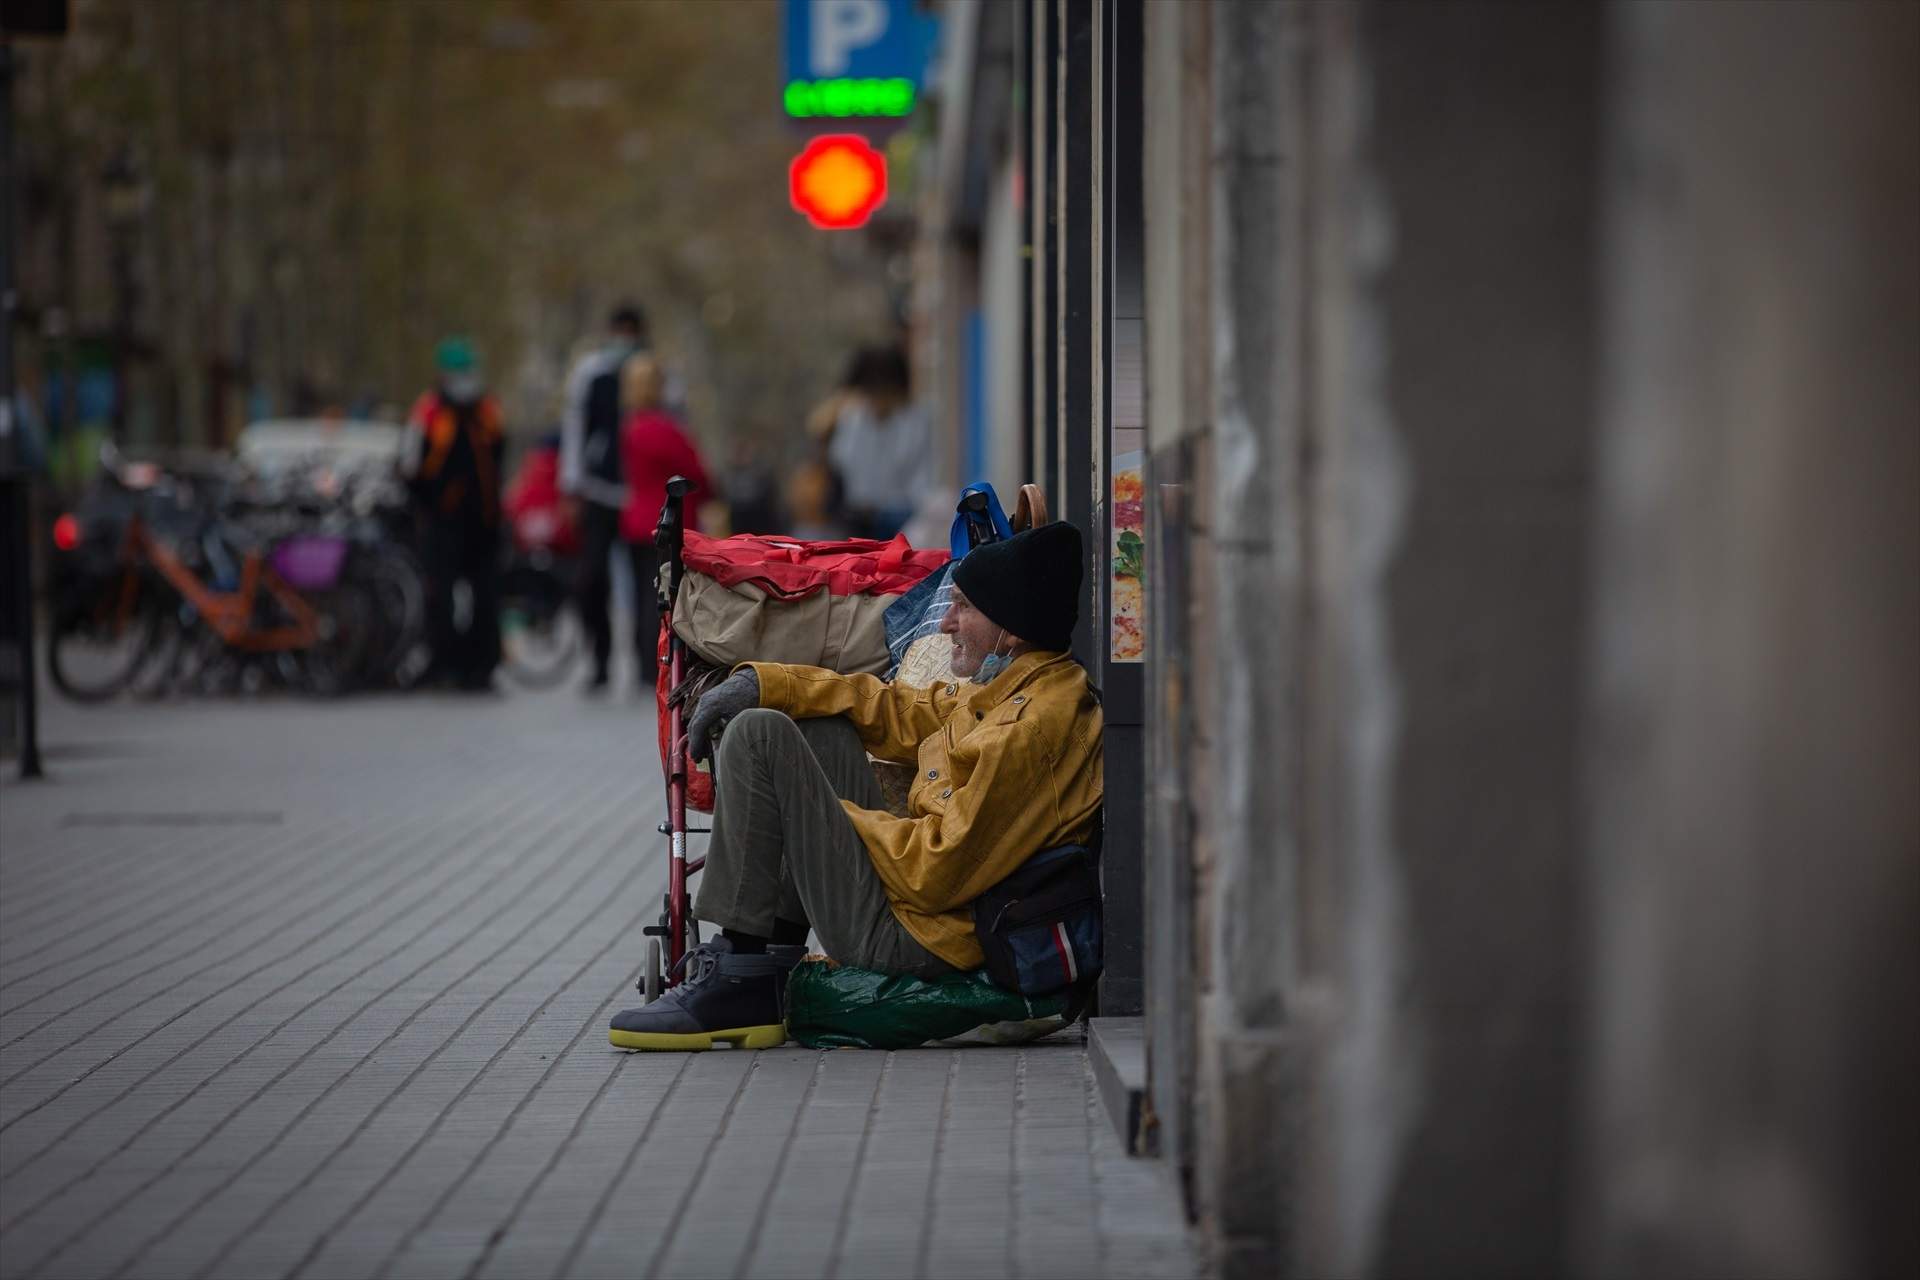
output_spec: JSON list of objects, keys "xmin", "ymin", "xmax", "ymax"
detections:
[
  {"xmin": 48, "ymin": 451, "xmax": 376, "ymax": 700},
  {"xmin": 243, "ymin": 460, "xmax": 432, "ymax": 692}
]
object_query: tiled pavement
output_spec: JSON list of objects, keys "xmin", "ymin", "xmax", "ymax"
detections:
[{"xmin": 0, "ymin": 681, "xmax": 1195, "ymax": 1279}]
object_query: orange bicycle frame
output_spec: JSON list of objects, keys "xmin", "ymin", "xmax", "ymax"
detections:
[{"xmin": 120, "ymin": 514, "xmax": 323, "ymax": 652}]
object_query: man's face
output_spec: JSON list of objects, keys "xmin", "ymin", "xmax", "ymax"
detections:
[{"xmin": 940, "ymin": 586, "xmax": 1006, "ymax": 679}]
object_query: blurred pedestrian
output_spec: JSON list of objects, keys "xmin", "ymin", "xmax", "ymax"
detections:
[
  {"xmin": 403, "ymin": 336, "xmax": 504, "ymax": 692},
  {"xmin": 502, "ymin": 429, "xmax": 580, "ymax": 558},
  {"xmin": 560, "ymin": 302, "xmax": 646, "ymax": 693},
  {"xmin": 784, "ymin": 460, "xmax": 846, "ymax": 541},
  {"xmin": 819, "ymin": 344, "xmax": 930, "ymax": 540},
  {"xmin": 721, "ymin": 439, "xmax": 782, "ymax": 536},
  {"xmin": 618, "ymin": 353, "xmax": 710, "ymax": 691}
]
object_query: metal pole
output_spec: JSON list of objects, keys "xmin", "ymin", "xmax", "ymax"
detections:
[
  {"xmin": 110, "ymin": 235, "xmax": 129, "ymax": 438},
  {"xmin": 1, "ymin": 42, "xmax": 44, "ymax": 778}
]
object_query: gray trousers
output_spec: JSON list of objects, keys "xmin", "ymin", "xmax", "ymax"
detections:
[{"xmin": 694, "ymin": 709, "xmax": 955, "ymax": 980}]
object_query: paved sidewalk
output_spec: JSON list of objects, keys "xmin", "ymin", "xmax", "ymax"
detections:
[{"xmin": 0, "ymin": 685, "xmax": 1195, "ymax": 1280}]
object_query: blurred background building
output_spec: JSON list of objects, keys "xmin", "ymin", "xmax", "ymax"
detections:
[{"xmin": 3, "ymin": 0, "xmax": 897, "ymax": 486}]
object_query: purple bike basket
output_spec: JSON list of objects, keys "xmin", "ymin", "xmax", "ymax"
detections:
[{"xmin": 271, "ymin": 536, "xmax": 349, "ymax": 590}]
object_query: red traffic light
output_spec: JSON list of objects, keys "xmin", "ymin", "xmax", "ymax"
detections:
[
  {"xmin": 787, "ymin": 134, "xmax": 887, "ymax": 231},
  {"xmin": 52, "ymin": 513, "xmax": 80, "ymax": 551}
]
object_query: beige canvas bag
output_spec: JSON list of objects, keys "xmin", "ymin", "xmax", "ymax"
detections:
[{"xmin": 672, "ymin": 573, "xmax": 895, "ymax": 674}]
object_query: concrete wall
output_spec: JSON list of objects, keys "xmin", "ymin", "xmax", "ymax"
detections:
[
  {"xmin": 1357, "ymin": 4, "xmax": 1604, "ymax": 1275},
  {"xmin": 1145, "ymin": 1, "xmax": 1916, "ymax": 1276},
  {"xmin": 1173, "ymin": 2, "xmax": 1606, "ymax": 1272},
  {"xmin": 1191, "ymin": 1, "xmax": 1309, "ymax": 1272},
  {"xmin": 1579, "ymin": 4, "xmax": 1920, "ymax": 1276},
  {"xmin": 1139, "ymin": 0, "xmax": 1211, "ymax": 1208}
]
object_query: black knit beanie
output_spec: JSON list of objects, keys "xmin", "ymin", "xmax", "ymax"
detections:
[{"xmin": 951, "ymin": 522, "xmax": 1083, "ymax": 652}]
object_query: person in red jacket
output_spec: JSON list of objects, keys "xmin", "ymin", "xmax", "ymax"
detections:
[
  {"xmin": 619, "ymin": 354, "xmax": 710, "ymax": 689},
  {"xmin": 502, "ymin": 432, "xmax": 581, "ymax": 557}
]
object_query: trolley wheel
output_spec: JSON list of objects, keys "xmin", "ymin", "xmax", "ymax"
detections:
[{"xmin": 643, "ymin": 938, "xmax": 663, "ymax": 1004}]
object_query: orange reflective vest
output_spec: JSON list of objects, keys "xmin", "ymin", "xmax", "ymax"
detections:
[{"xmin": 407, "ymin": 392, "xmax": 504, "ymax": 524}]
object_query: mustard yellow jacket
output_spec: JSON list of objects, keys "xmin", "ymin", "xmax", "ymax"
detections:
[{"xmin": 747, "ymin": 650, "xmax": 1104, "ymax": 969}]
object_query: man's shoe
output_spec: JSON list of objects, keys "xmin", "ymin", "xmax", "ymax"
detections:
[
  {"xmin": 581, "ymin": 669, "xmax": 610, "ymax": 696},
  {"xmin": 609, "ymin": 938, "xmax": 788, "ymax": 1051}
]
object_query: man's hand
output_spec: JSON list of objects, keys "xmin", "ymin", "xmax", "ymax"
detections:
[{"xmin": 685, "ymin": 668, "xmax": 760, "ymax": 763}]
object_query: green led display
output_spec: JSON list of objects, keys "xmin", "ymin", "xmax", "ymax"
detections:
[{"xmin": 785, "ymin": 78, "xmax": 916, "ymax": 119}]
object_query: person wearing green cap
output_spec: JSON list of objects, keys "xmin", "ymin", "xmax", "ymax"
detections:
[{"xmin": 403, "ymin": 336, "xmax": 506, "ymax": 690}]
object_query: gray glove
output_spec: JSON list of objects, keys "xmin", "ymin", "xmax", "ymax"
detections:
[{"xmin": 685, "ymin": 668, "xmax": 760, "ymax": 763}]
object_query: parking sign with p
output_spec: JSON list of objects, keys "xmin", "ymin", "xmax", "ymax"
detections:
[{"xmin": 782, "ymin": 0, "xmax": 940, "ymax": 121}]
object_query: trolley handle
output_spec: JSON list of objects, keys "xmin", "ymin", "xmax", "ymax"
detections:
[
  {"xmin": 655, "ymin": 475, "xmax": 695, "ymax": 550},
  {"xmin": 655, "ymin": 475, "xmax": 698, "ymax": 602},
  {"xmin": 1013, "ymin": 483, "xmax": 1048, "ymax": 531}
]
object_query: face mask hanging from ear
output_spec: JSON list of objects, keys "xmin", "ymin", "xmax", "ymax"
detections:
[{"xmin": 972, "ymin": 628, "xmax": 1012, "ymax": 685}]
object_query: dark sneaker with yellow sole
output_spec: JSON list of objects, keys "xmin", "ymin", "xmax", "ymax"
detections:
[{"xmin": 609, "ymin": 938, "xmax": 792, "ymax": 1050}]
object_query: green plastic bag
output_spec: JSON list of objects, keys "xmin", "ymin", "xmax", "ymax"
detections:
[{"xmin": 785, "ymin": 960, "xmax": 1075, "ymax": 1050}]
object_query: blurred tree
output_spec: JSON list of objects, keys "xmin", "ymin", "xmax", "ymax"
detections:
[{"xmin": 12, "ymin": 0, "xmax": 893, "ymax": 460}]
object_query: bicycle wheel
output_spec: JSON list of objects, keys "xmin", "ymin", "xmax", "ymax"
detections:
[
  {"xmin": 352, "ymin": 545, "xmax": 430, "ymax": 690},
  {"xmin": 47, "ymin": 570, "xmax": 163, "ymax": 702},
  {"xmin": 128, "ymin": 602, "xmax": 196, "ymax": 700},
  {"xmin": 295, "ymin": 580, "xmax": 377, "ymax": 697},
  {"xmin": 164, "ymin": 615, "xmax": 229, "ymax": 697},
  {"xmin": 499, "ymin": 594, "xmax": 580, "ymax": 689}
]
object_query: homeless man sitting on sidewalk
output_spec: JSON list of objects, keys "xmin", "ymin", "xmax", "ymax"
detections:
[{"xmin": 610, "ymin": 522, "xmax": 1103, "ymax": 1051}]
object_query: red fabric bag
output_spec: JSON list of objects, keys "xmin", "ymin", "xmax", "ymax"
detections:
[
  {"xmin": 656, "ymin": 621, "xmax": 723, "ymax": 812},
  {"xmin": 679, "ymin": 531, "xmax": 949, "ymax": 599}
]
